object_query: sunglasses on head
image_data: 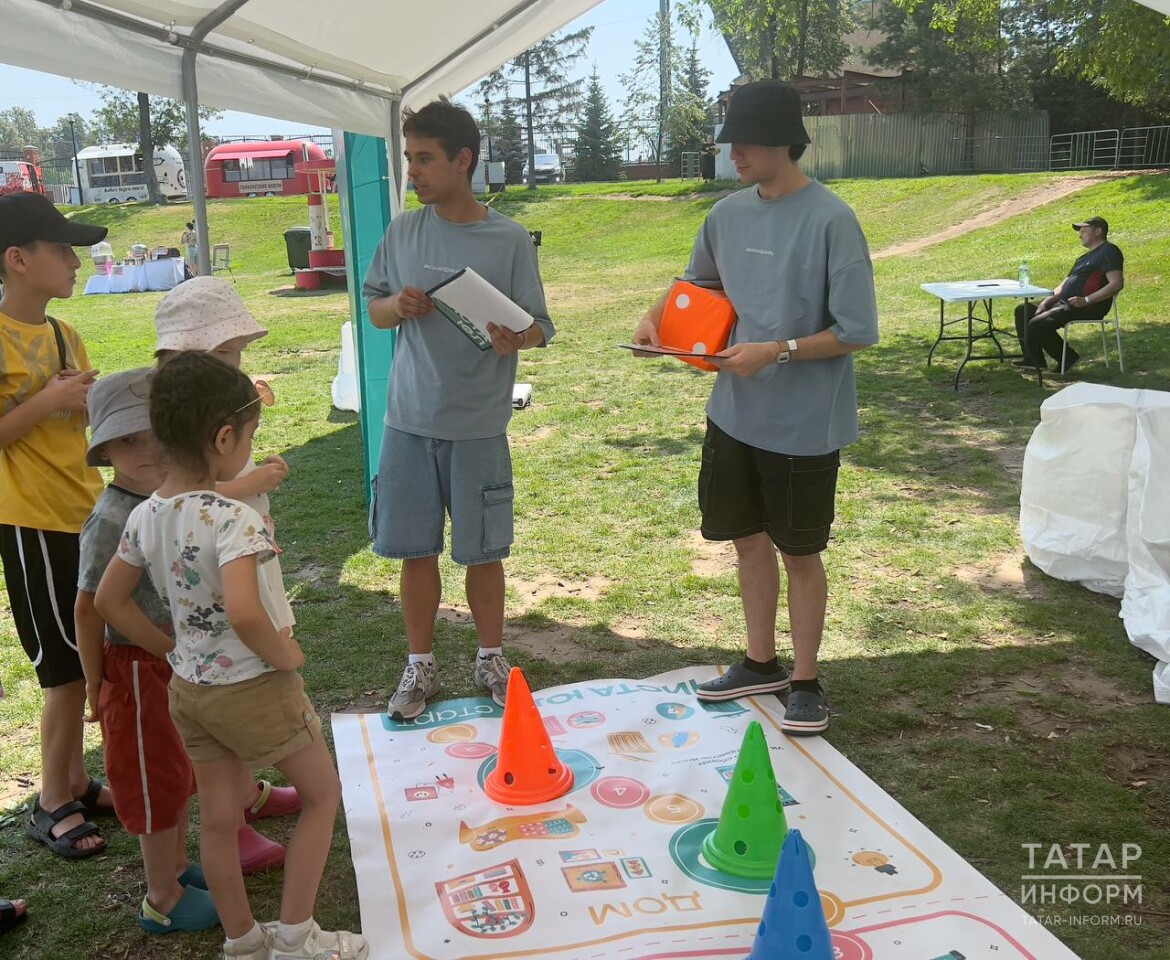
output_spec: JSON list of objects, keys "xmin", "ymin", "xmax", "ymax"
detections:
[{"xmin": 233, "ymin": 379, "xmax": 275, "ymax": 414}]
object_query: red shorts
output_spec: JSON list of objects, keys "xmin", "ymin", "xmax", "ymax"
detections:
[{"xmin": 98, "ymin": 643, "xmax": 195, "ymax": 835}]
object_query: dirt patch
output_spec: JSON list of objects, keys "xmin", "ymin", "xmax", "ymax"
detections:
[
  {"xmin": 873, "ymin": 174, "xmax": 1126, "ymax": 260},
  {"xmin": 508, "ymin": 574, "xmax": 611, "ymax": 614},
  {"xmin": 688, "ymin": 531, "xmax": 736, "ymax": 578},
  {"xmin": 512, "ymin": 425, "xmax": 556, "ymax": 447},
  {"xmin": 1106, "ymin": 746, "xmax": 1170, "ymax": 786},
  {"xmin": 954, "ymin": 666, "xmax": 1140, "ymax": 735},
  {"xmin": 953, "ymin": 548, "xmax": 1053, "ymax": 599},
  {"xmin": 506, "ymin": 622, "xmax": 597, "ymax": 664},
  {"xmin": 288, "ymin": 562, "xmax": 330, "ymax": 583}
]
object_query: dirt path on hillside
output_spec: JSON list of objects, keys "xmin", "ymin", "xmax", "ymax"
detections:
[{"xmin": 872, "ymin": 172, "xmax": 1130, "ymax": 260}]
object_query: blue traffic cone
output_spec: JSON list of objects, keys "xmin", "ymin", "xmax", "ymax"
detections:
[{"xmin": 746, "ymin": 829, "xmax": 832, "ymax": 960}]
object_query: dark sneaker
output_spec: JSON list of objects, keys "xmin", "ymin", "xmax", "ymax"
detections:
[
  {"xmin": 696, "ymin": 662, "xmax": 791, "ymax": 702},
  {"xmin": 1059, "ymin": 353, "xmax": 1080, "ymax": 374},
  {"xmin": 781, "ymin": 685, "xmax": 829, "ymax": 736},
  {"xmin": 1011, "ymin": 358, "xmax": 1046, "ymax": 370},
  {"xmin": 388, "ymin": 661, "xmax": 439, "ymax": 721},
  {"xmin": 473, "ymin": 652, "xmax": 512, "ymax": 707}
]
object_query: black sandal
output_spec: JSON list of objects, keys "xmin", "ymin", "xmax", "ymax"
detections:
[
  {"xmin": 26, "ymin": 799, "xmax": 107, "ymax": 860},
  {"xmin": 77, "ymin": 777, "xmax": 116, "ymax": 818},
  {"xmin": 0, "ymin": 898, "xmax": 28, "ymax": 935}
]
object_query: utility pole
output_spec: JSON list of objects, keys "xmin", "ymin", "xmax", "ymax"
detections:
[
  {"xmin": 657, "ymin": 0, "xmax": 671, "ymax": 181},
  {"xmin": 68, "ymin": 115, "xmax": 84, "ymax": 204}
]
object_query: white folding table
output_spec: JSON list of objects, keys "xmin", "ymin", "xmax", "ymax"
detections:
[
  {"xmin": 84, "ymin": 258, "xmax": 185, "ymax": 295},
  {"xmin": 921, "ymin": 279, "xmax": 1053, "ymax": 389}
]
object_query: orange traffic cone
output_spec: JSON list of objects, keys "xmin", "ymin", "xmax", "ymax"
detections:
[{"xmin": 484, "ymin": 668, "xmax": 574, "ymax": 805}]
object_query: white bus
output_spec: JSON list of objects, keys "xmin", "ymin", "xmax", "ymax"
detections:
[{"xmin": 76, "ymin": 143, "xmax": 187, "ymax": 203}]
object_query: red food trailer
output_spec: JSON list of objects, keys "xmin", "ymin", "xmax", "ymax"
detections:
[{"xmin": 204, "ymin": 139, "xmax": 329, "ymax": 199}]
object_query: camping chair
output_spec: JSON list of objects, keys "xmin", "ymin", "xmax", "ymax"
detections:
[
  {"xmin": 211, "ymin": 243, "xmax": 234, "ymax": 280},
  {"xmin": 1061, "ymin": 297, "xmax": 1125, "ymax": 374}
]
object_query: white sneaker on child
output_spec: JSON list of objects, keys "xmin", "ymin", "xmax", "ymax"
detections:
[
  {"xmin": 270, "ymin": 921, "xmax": 369, "ymax": 960},
  {"xmin": 223, "ymin": 924, "xmax": 274, "ymax": 959}
]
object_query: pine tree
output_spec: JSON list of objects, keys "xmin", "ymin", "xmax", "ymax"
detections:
[
  {"xmin": 620, "ymin": 10, "xmax": 679, "ymax": 174},
  {"xmin": 493, "ymin": 98, "xmax": 526, "ymax": 186},
  {"xmin": 572, "ymin": 69, "xmax": 624, "ymax": 182},
  {"xmin": 477, "ymin": 27, "xmax": 593, "ymax": 189},
  {"xmin": 665, "ymin": 40, "xmax": 713, "ymax": 175}
]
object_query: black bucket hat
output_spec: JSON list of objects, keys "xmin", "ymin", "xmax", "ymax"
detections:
[{"xmin": 716, "ymin": 80, "xmax": 811, "ymax": 147}]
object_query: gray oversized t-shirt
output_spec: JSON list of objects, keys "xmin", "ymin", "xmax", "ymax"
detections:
[
  {"xmin": 685, "ymin": 180, "xmax": 879, "ymax": 455},
  {"xmin": 77, "ymin": 485, "xmax": 170, "ymax": 646},
  {"xmin": 362, "ymin": 205, "xmax": 555, "ymax": 441}
]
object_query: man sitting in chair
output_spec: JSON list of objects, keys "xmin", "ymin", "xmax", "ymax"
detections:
[{"xmin": 1014, "ymin": 216, "xmax": 1124, "ymax": 373}]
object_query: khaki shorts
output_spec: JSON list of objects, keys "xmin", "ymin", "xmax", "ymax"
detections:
[{"xmin": 168, "ymin": 669, "xmax": 320, "ymax": 768}]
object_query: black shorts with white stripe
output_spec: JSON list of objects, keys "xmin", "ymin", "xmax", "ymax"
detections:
[{"xmin": 0, "ymin": 525, "xmax": 85, "ymax": 689}]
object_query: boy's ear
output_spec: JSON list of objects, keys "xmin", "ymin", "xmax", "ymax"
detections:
[{"xmin": 93, "ymin": 444, "xmax": 111, "ymax": 465}]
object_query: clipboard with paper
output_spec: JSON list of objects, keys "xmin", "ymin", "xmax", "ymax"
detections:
[{"xmin": 426, "ymin": 268, "xmax": 534, "ymax": 351}]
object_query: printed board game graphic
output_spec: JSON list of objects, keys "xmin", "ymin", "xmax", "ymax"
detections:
[{"xmin": 332, "ymin": 667, "xmax": 1082, "ymax": 960}]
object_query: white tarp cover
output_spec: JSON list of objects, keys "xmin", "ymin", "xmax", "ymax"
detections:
[
  {"xmin": 0, "ymin": 0, "xmax": 602, "ymax": 137},
  {"xmin": 1122, "ymin": 408, "xmax": 1170, "ymax": 703},
  {"xmin": 1020, "ymin": 383, "xmax": 1143, "ymax": 598},
  {"xmin": 1020, "ymin": 382, "xmax": 1170, "ymax": 703}
]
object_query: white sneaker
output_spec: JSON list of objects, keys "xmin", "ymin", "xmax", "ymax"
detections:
[
  {"xmin": 473, "ymin": 652, "xmax": 512, "ymax": 706},
  {"xmin": 270, "ymin": 921, "xmax": 369, "ymax": 960},
  {"xmin": 223, "ymin": 925, "xmax": 274, "ymax": 959},
  {"xmin": 387, "ymin": 660, "xmax": 439, "ymax": 721}
]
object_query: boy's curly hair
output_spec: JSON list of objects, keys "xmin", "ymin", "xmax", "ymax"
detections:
[{"xmin": 150, "ymin": 351, "xmax": 258, "ymax": 472}]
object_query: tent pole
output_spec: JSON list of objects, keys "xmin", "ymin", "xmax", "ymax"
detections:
[
  {"xmin": 181, "ymin": 0, "xmax": 252, "ymax": 276},
  {"xmin": 389, "ymin": 98, "xmax": 404, "ymax": 214}
]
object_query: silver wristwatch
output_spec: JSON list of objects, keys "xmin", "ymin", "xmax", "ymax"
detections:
[{"xmin": 775, "ymin": 339, "xmax": 798, "ymax": 364}]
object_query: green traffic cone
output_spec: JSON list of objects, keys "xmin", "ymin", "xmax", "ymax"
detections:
[{"xmin": 701, "ymin": 720, "xmax": 788, "ymax": 879}]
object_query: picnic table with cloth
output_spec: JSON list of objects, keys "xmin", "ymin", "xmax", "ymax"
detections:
[
  {"xmin": 84, "ymin": 258, "xmax": 185, "ymax": 295},
  {"xmin": 921, "ymin": 279, "xmax": 1053, "ymax": 389}
]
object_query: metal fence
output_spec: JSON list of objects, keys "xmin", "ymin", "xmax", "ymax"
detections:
[
  {"xmin": 1051, "ymin": 126, "xmax": 1170, "ymax": 170},
  {"xmin": 799, "ymin": 111, "xmax": 1050, "ymax": 180}
]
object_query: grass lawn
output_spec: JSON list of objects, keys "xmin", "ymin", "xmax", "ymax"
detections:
[{"xmin": 2, "ymin": 172, "xmax": 1169, "ymax": 959}]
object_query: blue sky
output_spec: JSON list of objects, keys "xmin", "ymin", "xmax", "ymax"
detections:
[{"xmin": 0, "ymin": 0, "xmax": 738, "ymax": 140}]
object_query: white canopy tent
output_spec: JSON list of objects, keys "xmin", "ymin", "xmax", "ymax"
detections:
[{"xmin": 0, "ymin": 0, "xmax": 603, "ymax": 267}]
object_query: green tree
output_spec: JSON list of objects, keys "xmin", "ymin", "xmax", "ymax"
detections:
[
  {"xmin": 477, "ymin": 27, "xmax": 593, "ymax": 189},
  {"xmin": 867, "ymin": 0, "xmax": 1011, "ymax": 115},
  {"xmin": 620, "ymin": 9, "xmax": 680, "ymax": 174},
  {"xmin": 0, "ymin": 107, "xmax": 40, "ymax": 152},
  {"xmin": 889, "ymin": 0, "xmax": 1170, "ymax": 115},
  {"xmin": 681, "ymin": 0, "xmax": 852, "ymax": 80},
  {"xmin": 492, "ymin": 98, "xmax": 527, "ymax": 186},
  {"xmin": 90, "ymin": 86, "xmax": 221, "ymax": 204},
  {"xmin": 572, "ymin": 69, "xmax": 624, "ymax": 182},
  {"xmin": 665, "ymin": 40, "xmax": 713, "ymax": 175}
]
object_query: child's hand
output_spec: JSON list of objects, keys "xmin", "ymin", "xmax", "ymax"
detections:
[
  {"xmin": 40, "ymin": 368, "xmax": 98, "ymax": 413},
  {"xmin": 251, "ymin": 456, "xmax": 289, "ymax": 494},
  {"xmin": 272, "ymin": 627, "xmax": 304, "ymax": 672},
  {"xmin": 84, "ymin": 680, "xmax": 102, "ymax": 723}
]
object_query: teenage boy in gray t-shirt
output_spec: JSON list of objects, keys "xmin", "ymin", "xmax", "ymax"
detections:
[
  {"xmin": 363, "ymin": 98, "xmax": 555, "ymax": 720},
  {"xmin": 633, "ymin": 80, "xmax": 879, "ymax": 736}
]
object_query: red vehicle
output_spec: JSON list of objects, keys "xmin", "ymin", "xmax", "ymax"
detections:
[
  {"xmin": 0, "ymin": 147, "xmax": 46, "ymax": 197},
  {"xmin": 204, "ymin": 139, "xmax": 330, "ymax": 199}
]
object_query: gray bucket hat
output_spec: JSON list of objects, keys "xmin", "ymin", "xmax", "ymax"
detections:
[{"xmin": 86, "ymin": 367, "xmax": 154, "ymax": 466}]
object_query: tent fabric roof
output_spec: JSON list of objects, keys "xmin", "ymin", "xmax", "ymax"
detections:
[{"xmin": 1, "ymin": 0, "xmax": 603, "ymax": 138}]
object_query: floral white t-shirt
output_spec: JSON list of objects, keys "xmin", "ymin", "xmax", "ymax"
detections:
[{"xmin": 119, "ymin": 490, "xmax": 285, "ymax": 685}]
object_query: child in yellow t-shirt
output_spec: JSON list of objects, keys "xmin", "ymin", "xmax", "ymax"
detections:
[{"xmin": 0, "ymin": 192, "xmax": 108, "ymax": 859}]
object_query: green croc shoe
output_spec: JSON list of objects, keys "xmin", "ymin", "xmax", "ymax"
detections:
[{"xmin": 139, "ymin": 884, "xmax": 219, "ymax": 934}]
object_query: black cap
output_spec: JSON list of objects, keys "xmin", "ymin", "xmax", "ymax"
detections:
[
  {"xmin": 0, "ymin": 193, "xmax": 108, "ymax": 254},
  {"xmin": 1072, "ymin": 216, "xmax": 1108, "ymax": 234},
  {"xmin": 716, "ymin": 80, "xmax": 811, "ymax": 147}
]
